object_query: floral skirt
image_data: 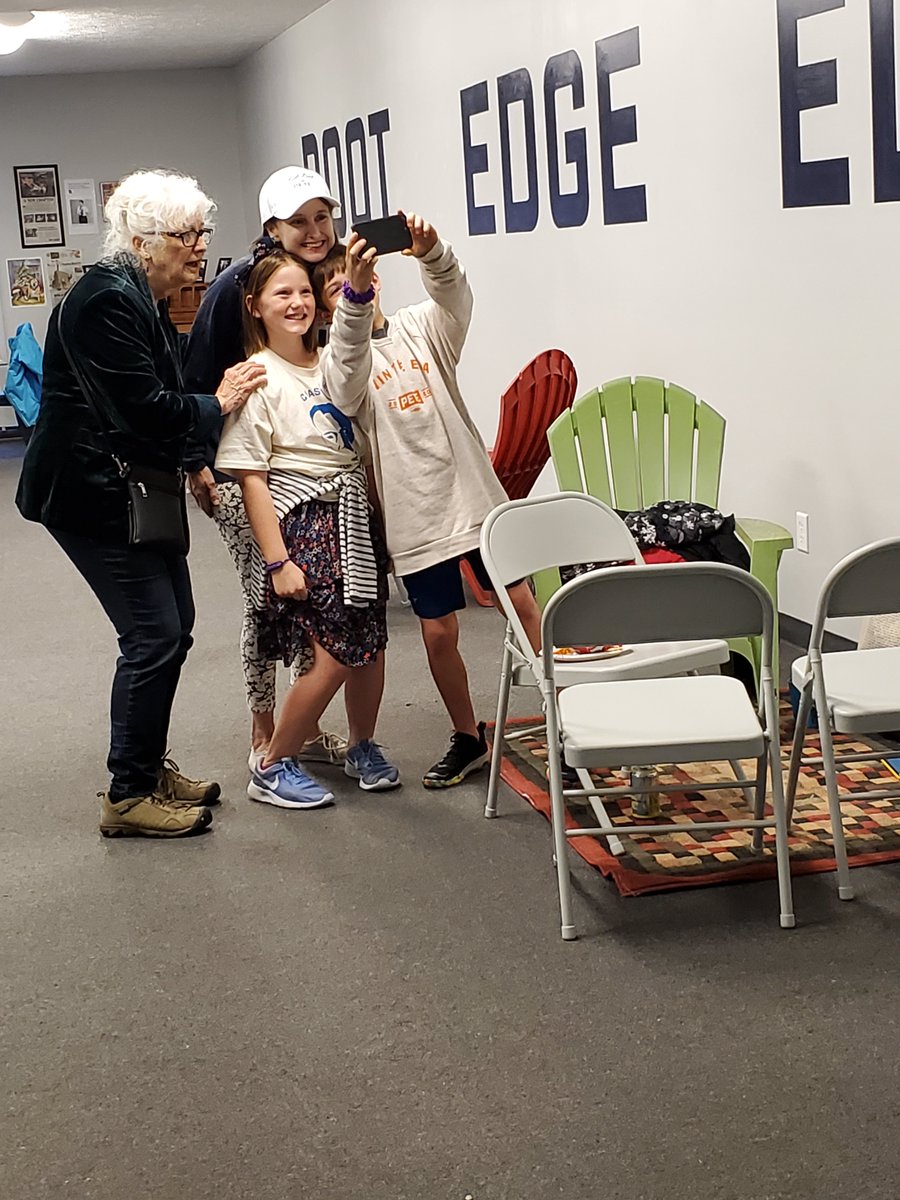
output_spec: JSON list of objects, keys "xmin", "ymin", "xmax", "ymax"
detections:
[{"xmin": 257, "ymin": 499, "xmax": 389, "ymax": 669}]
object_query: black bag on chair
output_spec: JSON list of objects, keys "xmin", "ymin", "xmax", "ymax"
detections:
[{"xmin": 56, "ymin": 292, "xmax": 190, "ymax": 555}]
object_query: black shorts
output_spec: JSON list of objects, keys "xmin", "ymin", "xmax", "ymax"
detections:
[{"xmin": 401, "ymin": 548, "xmax": 495, "ymax": 620}]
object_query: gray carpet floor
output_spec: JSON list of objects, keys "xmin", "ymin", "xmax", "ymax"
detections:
[{"xmin": 2, "ymin": 451, "xmax": 899, "ymax": 1200}]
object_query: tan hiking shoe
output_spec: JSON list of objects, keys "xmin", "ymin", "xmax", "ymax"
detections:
[
  {"xmin": 157, "ymin": 758, "xmax": 221, "ymax": 807},
  {"xmin": 99, "ymin": 791, "xmax": 212, "ymax": 838}
]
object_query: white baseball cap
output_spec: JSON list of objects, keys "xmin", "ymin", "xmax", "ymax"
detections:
[{"xmin": 258, "ymin": 166, "xmax": 339, "ymax": 226}]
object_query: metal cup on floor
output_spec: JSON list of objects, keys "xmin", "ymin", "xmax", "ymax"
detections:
[{"xmin": 629, "ymin": 765, "xmax": 661, "ymax": 818}]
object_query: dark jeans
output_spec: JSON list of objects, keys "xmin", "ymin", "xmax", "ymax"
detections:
[{"xmin": 51, "ymin": 529, "xmax": 195, "ymax": 801}]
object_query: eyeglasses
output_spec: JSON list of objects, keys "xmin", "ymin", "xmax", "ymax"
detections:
[{"xmin": 157, "ymin": 227, "xmax": 215, "ymax": 248}]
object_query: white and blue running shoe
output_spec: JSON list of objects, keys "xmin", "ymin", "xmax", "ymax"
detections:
[{"xmin": 247, "ymin": 757, "xmax": 335, "ymax": 809}]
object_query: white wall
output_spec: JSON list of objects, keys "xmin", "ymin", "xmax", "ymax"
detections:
[
  {"xmin": 235, "ymin": 0, "xmax": 900, "ymax": 626},
  {"xmin": 0, "ymin": 68, "xmax": 251, "ymax": 355}
]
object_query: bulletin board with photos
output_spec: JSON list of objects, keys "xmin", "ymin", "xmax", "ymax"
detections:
[{"xmin": 14, "ymin": 164, "xmax": 64, "ymax": 249}]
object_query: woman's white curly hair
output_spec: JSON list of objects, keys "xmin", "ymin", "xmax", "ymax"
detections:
[{"xmin": 103, "ymin": 169, "xmax": 216, "ymax": 257}]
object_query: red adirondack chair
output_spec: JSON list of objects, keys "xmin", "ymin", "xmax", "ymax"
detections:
[{"xmin": 462, "ymin": 348, "xmax": 578, "ymax": 605}]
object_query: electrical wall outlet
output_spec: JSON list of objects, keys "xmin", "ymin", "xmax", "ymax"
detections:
[{"xmin": 796, "ymin": 511, "xmax": 809, "ymax": 553}]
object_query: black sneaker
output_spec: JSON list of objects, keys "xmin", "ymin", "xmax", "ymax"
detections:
[{"xmin": 423, "ymin": 722, "xmax": 490, "ymax": 788}]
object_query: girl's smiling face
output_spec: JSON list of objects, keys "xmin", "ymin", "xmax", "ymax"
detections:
[
  {"xmin": 249, "ymin": 261, "xmax": 316, "ymax": 346},
  {"xmin": 270, "ymin": 198, "xmax": 336, "ymax": 263}
]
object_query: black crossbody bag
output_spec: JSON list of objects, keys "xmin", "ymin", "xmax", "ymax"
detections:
[{"xmin": 56, "ymin": 290, "xmax": 190, "ymax": 555}]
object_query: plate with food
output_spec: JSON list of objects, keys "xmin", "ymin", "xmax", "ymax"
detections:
[{"xmin": 552, "ymin": 644, "xmax": 630, "ymax": 663}]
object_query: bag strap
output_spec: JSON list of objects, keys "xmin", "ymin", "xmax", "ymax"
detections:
[{"xmin": 56, "ymin": 287, "xmax": 132, "ymax": 476}]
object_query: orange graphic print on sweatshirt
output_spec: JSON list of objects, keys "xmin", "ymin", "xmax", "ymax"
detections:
[{"xmin": 374, "ymin": 356, "xmax": 433, "ymax": 414}]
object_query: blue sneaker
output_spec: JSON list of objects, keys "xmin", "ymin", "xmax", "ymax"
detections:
[
  {"xmin": 344, "ymin": 740, "xmax": 401, "ymax": 791},
  {"xmin": 247, "ymin": 757, "xmax": 335, "ymax": 809}
]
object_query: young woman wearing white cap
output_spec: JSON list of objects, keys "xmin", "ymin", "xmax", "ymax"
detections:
[
  {"xmin": 182, "ymin": 167, "xmax": 345, "ymax": 771},
  {"xmin": 186, "ymin": 168, "xmax": 339, "ymax": 398}
]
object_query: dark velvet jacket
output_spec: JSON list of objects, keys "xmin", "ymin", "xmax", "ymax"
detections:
[{"xmin": 15, "ymin": 256, "xmax": 222, "ymax": 543}]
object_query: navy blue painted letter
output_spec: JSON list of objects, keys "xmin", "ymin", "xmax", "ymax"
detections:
[
  {"xmin": 301, "ymin": 134, "xmax": 320, "ymax": 175},
  {"xmin": 367, "ymin": 109, "xmax": 391, "ymax": 218},
  {"xmin": 498, "ymin": 68, "xmax": 539, "ymax": 233},
  {"xmin": 544, "ymin": 50, "xmax": 590, "ymax": 228},
  {"xmin": 345, "ymin": 117, "xmax": 372, "ymax": 223},
  {"xmin": 595, "ymin": 27, "xmax": 647, "ymax": 225},
  {"xmin": 460, "ymin": 82, "xmax": 496, "ymax": 235},
  {"xmin": 871, "ymin": 0, "xmax": 900, "ymax": 202},
  {"xmin": 777, "ymin": 0, "xmax": 850, "ymax": 207},
  {"xmin": 322, "ymin": 126, "xmax": 347, "ymax": 238}
]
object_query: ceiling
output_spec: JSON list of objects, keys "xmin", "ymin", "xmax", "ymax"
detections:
[{"xmin": 0, "ymin": 0, "xmax": 331, "ymax": 76}]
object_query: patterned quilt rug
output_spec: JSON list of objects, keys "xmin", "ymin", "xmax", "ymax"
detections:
[{"xmin": 493, "ymin": 702, "xmax": 900, "ymax": 896}]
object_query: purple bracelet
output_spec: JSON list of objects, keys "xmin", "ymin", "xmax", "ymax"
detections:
[
  {"xmin": 264, "ymin": 559, "xmax": 287, "ymax": 574},
  {"xmin": 342, "ymin": 279, "xmax": 375, "ymax": 305}
]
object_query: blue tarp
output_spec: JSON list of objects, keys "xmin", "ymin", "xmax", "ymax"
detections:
[{"xmin": 5, "ymin": 321, "xmax": 43, "ymax": 427}]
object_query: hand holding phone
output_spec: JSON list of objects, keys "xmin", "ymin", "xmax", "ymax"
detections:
[
  {"xmin": 402, "ymin": 212, "xmax": 439, "ymax": 259},
  {"xmin": 351, "ymin": 214, "xmax": 413, "ymax": 256},
  {"xmin": 346, "ymin": 230, "xmax": 378, "ymax": 295}
]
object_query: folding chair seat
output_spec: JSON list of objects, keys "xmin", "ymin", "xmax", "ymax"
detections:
[
  {"xmin": 792, "ymin": 648, "xmax": 900, "ymax": 733},
  {"xmin": 560, "ymin": 674, "xmax": 765, "ymax": 768},
  {"xmin": 786, "ymin": 539, "xmax": 900, "ymax": 901},
  {"xmin": 481, "ymin": 496, "xmax": 794, "ymax": 941},
  {"xmin": 508, "ymin": 639, "xmax": 728, "ymax": 690}
]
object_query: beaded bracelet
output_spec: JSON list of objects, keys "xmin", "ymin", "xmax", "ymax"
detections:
[{"xmin": 342, "ymin": 279, "xmax": 376, "ymax": 305}]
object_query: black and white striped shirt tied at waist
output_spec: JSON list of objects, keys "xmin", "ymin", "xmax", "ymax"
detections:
[{"xmin": 249, "ymin": 465, "xmax": 380, "ymax": 611}]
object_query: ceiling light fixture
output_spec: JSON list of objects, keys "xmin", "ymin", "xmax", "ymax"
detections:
[{"xmin": 0, "ymin": 11, "xmax": 35, "ymax": 56}]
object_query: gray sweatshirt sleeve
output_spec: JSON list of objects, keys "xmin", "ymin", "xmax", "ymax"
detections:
[
  {"xmin": 321, "ymin": 294, "xmax": 373, "ymax": 417},
  {"xmin": 414, "ymin": 239, "xmax": 473, "ymax": 365}
]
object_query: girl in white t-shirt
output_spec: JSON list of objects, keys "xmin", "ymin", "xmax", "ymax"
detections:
[{"xmin": 216, "ymin": 250, "xmax": 399, "ymax": 809}]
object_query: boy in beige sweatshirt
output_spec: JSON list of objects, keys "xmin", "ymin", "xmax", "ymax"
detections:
[{"xmin": 319, "ymin": 213, "xmax": 541, "ymax": 787}]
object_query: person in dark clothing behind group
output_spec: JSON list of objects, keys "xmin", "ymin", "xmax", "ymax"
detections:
[
  {"xmin": 16, "ymin": 170, "xmax": 266, "ymax": 839},
  {"xmin": 182, "ymin": 166, "xmax": 349, "ymax": 774}
]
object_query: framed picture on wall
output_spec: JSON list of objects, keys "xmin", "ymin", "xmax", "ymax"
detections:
[
  {"xmin": 13, "ymin": 165, "xmax": 64, "ymax": 248},
  {"xmin": 215, "ymin": 256, "xmax": 232, "ymax": 276},
  {"xmin": 197, "ymin": 259, "xmax": 208, "ymax": 283},
  {"xmin": 45, "ymin": 248, "xmax": 84, "ymax": 304},
  {"xmin": 63, "ymin": 179, "xmax": 99, "ymax": 236},
  {"xmin": 99, "ymin": 180, "xmax": 119, "ymax": 210},
  {"xmin": 7, "ymin": 257, "xmax": 46, "ymax": 307}
]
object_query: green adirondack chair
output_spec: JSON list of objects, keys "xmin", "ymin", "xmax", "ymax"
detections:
[{"xmin": 545, "ymin": 376, "xmax": 793, "ymax": 683}]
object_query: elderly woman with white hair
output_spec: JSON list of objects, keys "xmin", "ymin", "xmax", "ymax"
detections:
[{"xmin": 16, "ymin": 169, "xmax": 266, "ymax": 839}]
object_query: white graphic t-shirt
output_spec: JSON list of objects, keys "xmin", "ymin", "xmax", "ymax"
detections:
[{"xmin": 216, "ymin": 347, "xmax": 359, "ymax": 477}]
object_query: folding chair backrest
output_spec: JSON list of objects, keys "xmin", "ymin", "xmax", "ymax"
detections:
[
  {"xmin": 547, "ymin": 376, "xmax": 726, "ymax": 510},
  {"xmin": 542, "ymin": 563, "xmax": 772, "ymax": 669},
  {"xmin": 481, "ymin": 493, "xmax": 639, "ymax": 587},
  {"xmin": 811, "ymin": 539, "xmax": 900, "ymax": 645},
  {"xmin": 480, "ymin": 493, "xmax": 640, "ymax": 666},
  {"xmin": 490, "ymin": 349, "xmax": 578, "ymax": 501}
]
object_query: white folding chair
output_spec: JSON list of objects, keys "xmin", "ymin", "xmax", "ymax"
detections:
[
  {"xmin": 785, "ymin": 538, "xmax": 900, "ymax": 902},
  {"xmin": 480, "ymin": 494, "xmax": 731, "ymax": 853},
  {"xmin": 539, "ymin": 561, "xmax": 794, "ymax": 939}
]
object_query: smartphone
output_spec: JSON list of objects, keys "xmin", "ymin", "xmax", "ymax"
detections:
[{"xmin": 351, "ymin": 214, "xmax": 412, "ymax": 255}]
